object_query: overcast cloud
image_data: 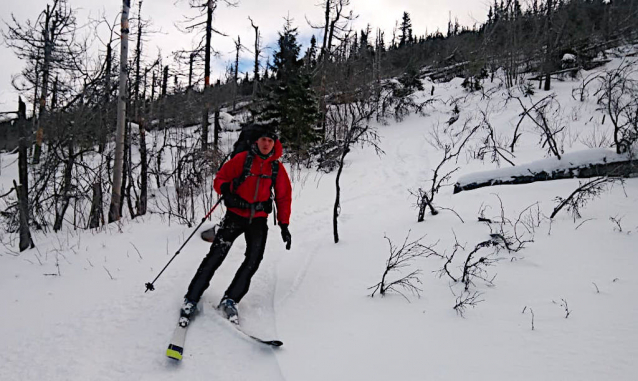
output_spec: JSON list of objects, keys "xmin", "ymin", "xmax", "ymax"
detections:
[{"xmin": 0, "ymin": 0, "xmax": 488, "ymax": 114}]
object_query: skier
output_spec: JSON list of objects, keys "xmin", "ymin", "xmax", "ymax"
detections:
[{"xmin": 180, "ymin": 126, "xmax": 292, "ymax": 326}]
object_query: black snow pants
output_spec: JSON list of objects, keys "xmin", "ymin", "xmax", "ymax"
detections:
[{"xmin": 185, "ymin": 211, "xmax": 268, "ymax": 304}]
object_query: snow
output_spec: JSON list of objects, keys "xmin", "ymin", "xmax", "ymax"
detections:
[
  {"xmin": 562, "ymin": 53, "xmax": 577, "ymax": 62},
  {"xmin": 456, "ymin": 148, "xmax": 633, "ymax": 188},
  {"xmin": 1, "ymin": 55, "xmax": 638, "ymax": 381}
]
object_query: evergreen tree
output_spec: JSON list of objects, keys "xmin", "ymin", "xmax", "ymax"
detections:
[
  {"xmin": 399, "ymin": 12, "xmax": 413, "ymax": 47},
  {"xmin": 303, "ymin": 35, "xmax": 318, "ymax": 67},
  {"xmin": 257, "ymin": 19, "xmax": 320, "ymax": 157},
  {"xmin": 359, "ymin": 27, "xmax": 370, "ymax": 53}
]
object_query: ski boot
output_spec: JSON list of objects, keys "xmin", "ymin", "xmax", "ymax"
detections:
[
  {"xmin": 179, "ymin": 298, "xmax": 197, "ymax": 327},
  {"xmin": 218, "ymin": 297, "xmax": 239, "ymax": 325}
]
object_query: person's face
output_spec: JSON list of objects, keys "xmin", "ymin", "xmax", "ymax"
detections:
[{"xmin": 257, "ymin": 137, "xmax": 275, "ymax": 155}]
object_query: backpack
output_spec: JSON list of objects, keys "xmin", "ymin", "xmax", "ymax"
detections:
[{"xmin": 231, "ymin": 124, "xmax": 261, "ymax": 159}]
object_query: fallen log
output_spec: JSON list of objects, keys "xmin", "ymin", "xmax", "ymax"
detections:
[{"xmin": 454, "ymin": 149, "xmax": 637, "ymax": 194}]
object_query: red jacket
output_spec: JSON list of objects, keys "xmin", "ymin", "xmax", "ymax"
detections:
[{"xmin": 214, "ymin": 140, "xmax": 292, "ymax": 225}]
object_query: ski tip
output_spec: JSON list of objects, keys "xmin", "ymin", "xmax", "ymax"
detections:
[
  {"xmin": 255, "ymin": 338, "xmax": 283, "ymax": 347},
  {"xmin": 166, "ymin": 344, "xmax": 184, "ymax": 361}
]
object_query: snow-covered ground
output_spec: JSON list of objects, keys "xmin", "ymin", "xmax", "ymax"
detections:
[{"xmin": 1, "ymin": 54, "xmax": 637, "ymax": 381}]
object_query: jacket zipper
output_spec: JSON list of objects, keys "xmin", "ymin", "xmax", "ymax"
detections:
[{"xmin": 249, "ymin": 160, "xmax": 265, "ymax": 221}]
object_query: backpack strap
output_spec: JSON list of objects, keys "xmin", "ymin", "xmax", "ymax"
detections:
[
  {"xmin": 230, "ymin": 150, "xmax": 280, "ymax": 221},
  {"xmin": 270, "ymin": 160, "xmax": 280, "ymax": 196},
  {"xmin": 269, "ymin": 160, "xmax": 280, "ymax": 225},
  {"xmin": 232, "ymin": 149, "xmax": 255, "ymax": 191}
]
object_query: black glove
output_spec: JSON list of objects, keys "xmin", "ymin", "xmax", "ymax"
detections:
[
  {"xmin": 280, "ymin": 224, "xmax": 291, "ymax": 250},
  {"xmin": 220, "ymin": 182, "xmax": 232, "ymax": 198},
  {"xmin": 221, "ymin": 182, "xmax": 244, "ymax": 209}
]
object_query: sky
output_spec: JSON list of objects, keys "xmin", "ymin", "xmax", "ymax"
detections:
[{"xmin": 0, "ymin": 0, "xmax": 489, "ymax": 114}]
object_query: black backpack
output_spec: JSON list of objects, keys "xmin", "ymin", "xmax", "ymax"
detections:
[{"xmin": 231, "ymin": 125, "xmax": 258, "ymax": 159}]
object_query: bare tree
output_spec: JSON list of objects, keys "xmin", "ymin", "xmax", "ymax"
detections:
[
  {"xmin": 595, "ymin": 59, "xmax": 638, "ymax": 154},
  {"xmin": 513, "ymin": 94, "xmax": 564, "ymax": 159},
  {"xmin": 416, "ymin": 119, "xmax": 480, "ymax": 221},
  {"xmin": 3, "ymin": 0, "xmax": 86, "ymax": 164},
  {"xmin": 474, "ymin": 109, "xmax": 516, "ymax": 166},
  {"xmin": 307, "ymin": 0, "xmax": 357, "ymax": 139},
  {"xmin": 178, "ymin": 0, "xmax": 237, "ymax": 86},
  {"xmin": 248, "ymin": 16, "xmax": 261, "ymax": 96},
  {"xmin": 307, "ymin": 0, "xmax": 356, "ymax": 63},
  {"xmin": 109, "ymin": 0, "xmax": 131, "ymax": 223},
  {"xmin": 328, "ymin": 88, "xmax": 382, "ymax": 243}
]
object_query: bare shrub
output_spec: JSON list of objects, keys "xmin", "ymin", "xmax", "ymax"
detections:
[
  {"xmin": 369, "ymin": 231, "xmax": 440, "ymax": 301},
  {"xmin": 595, "ymin": 59, "xmax": 638, "ymax": 154},
  {"xmin": 550, "ymin": 177, "xmax": 623, "ymax": 220}
]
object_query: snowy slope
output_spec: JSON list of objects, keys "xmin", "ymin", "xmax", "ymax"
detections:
[{"xmin": 1, "ymin": 54, "xmax": 638, "ymax": 381}]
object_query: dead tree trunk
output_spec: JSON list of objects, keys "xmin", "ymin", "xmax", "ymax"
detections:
[
  {"xmin": 99, "ymin": 42, "xmax": 113, "ymax": 153},
  {"xmin": 233, "ymin": 36, "xmax": 240, "ymax": 110},
  {"xmin": 108, "ymin": 0, "xmax": 130, "ymax": 223},
  {"xmin": 14, "ymin": 180, "xmax": 34, "ymax": 252},
  {"xmin": 161, "ymin": 65, "xmax": 168, "ymax": 96},
  {"xmin": 54, "ymin": 137, "xmax": 75, "ymax": 231},
  {"xmin": 17, "ymin": 97, "xmax": 29, "ymax": 199},
  {"xmin": 249, "ymin": 17, "xmax": 260, "ymax": 96},
  {"xmin": 151, "ymin": 70, "xmax": 156, "ymax": 100},
  {"xmin": 158, "ymin": 65, "xmax": 168, "ymax": 131},
  {"xmin": 214, "ymin": 108, "xmax": 221, "ymax": 147},
  {"xmin": 188, "ymin": 52, "xmax": 195, "ymax": 89},
  {"xmin": 333, "ymin": 146, "xmax": 347, "ymax": 243},
  {"xmin": 319, "ymin": 0, "xmax": 331, "ymax": 63},
  {"xmin": 202, "ymin": 107, "xmax": 209, "ymax": 150},
  {"xmin": 134, "ymin": 0, "xmax": 147, "ymax": 216},
  {"xmin": 88, "ymin": 182, "xmax": 104, "ymax": 229},
  {"xmin": 16, "ymin": 97, "xmax": 32, "ymax": 249},
  {"xmin": 543, "ymin": 0, "xmax": 554, "ymax": 91},
  {"xmin": 204, "ymin": 4, "xmax": 213, "ymax": 87},
  {"xmin": 33, "ymin": 4, "xmax": 56, "ymax": 165}
]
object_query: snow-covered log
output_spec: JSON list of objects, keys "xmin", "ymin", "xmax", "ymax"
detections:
[{"xmin": 454, "ymin": 148, "xmax": 637, "ymax": 194}]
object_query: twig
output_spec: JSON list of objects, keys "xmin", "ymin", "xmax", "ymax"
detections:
[
  {"xmin": 575, "ymin": 218, "xmax": 595, "ymax": 230},
  {"xmin": 609, "ymin": 215, "xmax": 624, "ymax": 232},
  {"xmin": 130, "ymin": 242, "xmax": 143, "ymax": 260},
  {"xmin": 522, "ymin": 306, "xmax": 536, "ymax": 330},
  {"xmin": 103, "ymin": 266, "xmax": 114, "ymax": 280},
  {"xmin": 438, "ymin": 207, "xmax": 465, "ymax": 223},
  {"xmin": 558, "ymin": 298, "xmax": 571, "ymax": 318},
  {"xmin": 453, "ymin": 290, "xmax": 484, "ymax": 317},
  {"xmin": 592, "ymin": 282, "xmax": 600, "ymax": 293}
]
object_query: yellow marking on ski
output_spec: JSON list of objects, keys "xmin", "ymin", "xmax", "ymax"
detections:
[{"xmin": 166, "ymin": 348, "xmax": 183, "ymax": 360}]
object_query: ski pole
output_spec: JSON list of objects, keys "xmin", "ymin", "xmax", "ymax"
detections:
[{"xmin": 145, "ymin": 197, "xmax": 223, "ymax": 292}]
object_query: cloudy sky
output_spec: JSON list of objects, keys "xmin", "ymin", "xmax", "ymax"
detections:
[{"xmin": 0, "ymin": 0, "xmax": 488, "ymax": 114}]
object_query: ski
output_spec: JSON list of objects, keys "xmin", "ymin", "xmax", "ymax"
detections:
[
  {"xmin": 166, "ymin": 306, "xmax": 282, "ymax": 361},
  {"xmin": 231, "ymin": 323, "xmax": 283, "ymax": 347},
  {"xmin": 216, "ymin": 309, "xmax": 283, "ymax": 347},
  {"xmin": 166, "ymin": 319, "xmax": 189, "ymax": 361}
]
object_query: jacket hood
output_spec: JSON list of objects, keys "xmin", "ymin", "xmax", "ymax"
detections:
[
  {"xmin": 272, "ymin": 139, "xmax": 283, "ymax": 161},
  {"xmin": 254, "ymin": 139, "xmax": 283, "ymax": 162}
]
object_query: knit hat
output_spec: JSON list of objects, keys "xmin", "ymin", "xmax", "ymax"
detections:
[{"xmin": 255, "ymin": 126, "xmax": 279, "ymax": 141}]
